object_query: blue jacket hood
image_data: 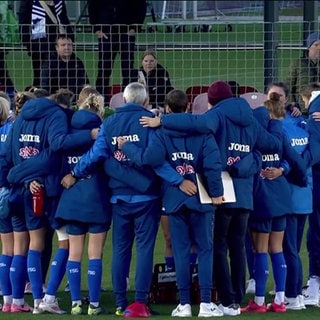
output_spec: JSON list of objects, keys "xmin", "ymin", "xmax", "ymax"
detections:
[
  {"xmin": 253, "ymin": 106, "xmax": 270, "ymax": 129},
  {"xmin": 214, "ymin": 97, "xmax": 254, "ymax": 127},
  {"xmin": 20, "ymin": 97, "xmax": 61, "ymax": 121},
  {"xmin": 71, "ymin": 109, "xmax": 102, "ymax": 130}
]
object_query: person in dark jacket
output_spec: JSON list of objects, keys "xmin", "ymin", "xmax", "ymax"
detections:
[
  {"xmin": 286, "ymin": 32, "xmax": 320, "ymax": 114},
  {"xmin": 19, "ymin": 0, "xmax": 74, "ymax": 87},
  {"xmin": 87, "ymin": 0, "xmax": 147, "ymax": 102},
  {"xmin": 118, "ymin": 89, "xmax": 224, "ymax": 317},
  {"xmin": 40, "ymin": 34, "xmax": 89, "ymax": 98},
  {"xmin": 131, "ymin": 50, "xmax": 174, "ymax": 110}
]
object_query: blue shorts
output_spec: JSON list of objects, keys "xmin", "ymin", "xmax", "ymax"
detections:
[
  {"xmin": 0, "ymin": 215, "xmax": 13, "ymax": 233},
  {"xmin": 66, "ymin": 221, "xmax": 109, "ymax": 235},
  {"xmin": 249, "ymin": 215, "xmax": 286, "ymax": 233},
  {"xmin": 11, "ymin": 189, "xmax": 54, "ymax": 232}
]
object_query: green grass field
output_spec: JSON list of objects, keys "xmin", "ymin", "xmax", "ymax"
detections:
[{"xmin": 0, "ymin": 225, "xmax": 316, "ymax": 319}]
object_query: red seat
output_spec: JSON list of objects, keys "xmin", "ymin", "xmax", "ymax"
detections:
[
  {"xmin": 237, "ymin": 85, "xmax": 258, "ymax": 95},
  {"xmin": 106, "ymin": 84, "xmax": 122, "ymax": 102},
  {"xmin": 185, "ymin": 85, "xmax": 209, "ymax": 104}
]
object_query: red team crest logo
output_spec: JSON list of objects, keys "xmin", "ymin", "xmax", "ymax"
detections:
[
  {"xmin": 114, "ymin": 150, "xmax": 127, "ymax": 161},
  {"xmin": 227, "ymin": 156, "xmax": 240, "ymax": 166},
  {"xmin": 176, "ymin": 163, "xmax": 195, "ymax": 175},
  {"xmin": 19, "ymin": 146, "xmax": 39, "ymax": 159}
]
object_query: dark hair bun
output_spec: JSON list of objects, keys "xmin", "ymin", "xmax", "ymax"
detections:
[{"xmin": 269, "ymin": 92, "xmax": 280, "ymax": 102}]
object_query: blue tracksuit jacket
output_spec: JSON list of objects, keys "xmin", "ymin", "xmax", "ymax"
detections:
[
  {"xmin": 122, "ymin": 126, "xmax": 223, "ymax": 214},
  {"xmin": 73, "ymin": 103, "xmax": 161, "ymax": 198},
  {"xmin": 251, "ymin": 107, "xmax": 292, "ymax": 219},
  {"xmin": 282, "ymin": 114, "xmax": 312, "ymax": 214},
  {"xmin": 161, "ymin": 97, "xmax": 283, "ymax": 210},
  {"xmin": 0, "ymin": 98, "xmax": 92, "ymax": 196},
  {"xmin": 55, "ymin": 109, "xmax": 111, "ymax": 225}
]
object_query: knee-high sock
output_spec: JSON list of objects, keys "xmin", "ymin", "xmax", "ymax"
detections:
[
  {"xmin": 46, "ymin": 248, "xmax": 69, "ymax": 296},
  {"xmin": 254, "ymin": 252, "xmax": 269, "ymax": 297},
  {"xmin": 88, "ymin": 259, "xmax": 102, "ymax": 303},
  {"xmin": 27, "ymin": 249, "xmax": 43, "ymax": 299},
  {"xmin": 66, "ymin": 260, "xmax": 81, "ymax": 302},
  {"xmin": 0, "ymin": 254, "xmax": 13, "ymax": 296},
  {"xmin": 10, "ymin": 255, "xmax": 27, "ymax": 299},
  {"xmin": 270, "ymin": 252, "xmax": 287, "ymax": 292}
]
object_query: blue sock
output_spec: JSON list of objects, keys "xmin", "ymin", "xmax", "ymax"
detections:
[
  {"xmin": 254, "ymin": 252, "xmax": 269, "ymax": 297},
  {"xmin": 270, "ymin": 252, "xmax": 287, "ymax": 292},
  {"xmin": 67, "ymin": 260, "xmax": 81, "ymax": 301},
  {"xmin": 46, "ymin": 248, "xmax": 68, "ymax": 296},
  {"xmin": 88, "ymin": 259, "xmax": 102, "ymax": 303},
  {"xmin": 0, "ymin": 254, "xmax": 13, "ymax": 296},
  {"xmin": 165, "ymin": 256, "xmax": 175, "ymax": 271},
  {"xmin": 10, "ymin": 255, "xmax": 27, "ymax": 299},
  {"xmin": 27, "ymin": 249, "xmax": 43, "ymax": 299}
]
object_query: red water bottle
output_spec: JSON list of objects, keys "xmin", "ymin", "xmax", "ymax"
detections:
[{"xmin": 32, "ymin": 186, "xmax": 44, "ymax": 216}]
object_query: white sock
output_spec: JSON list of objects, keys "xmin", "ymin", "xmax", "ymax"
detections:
[
  {"xmin": 254, "ymin": 296, "xmax": 265, "ymax": 306},
  {"xmin": 44, "ymin": 294, "xmax": 55, "ymax": 304},
  {"xmin": 12, "ymin": 298, "xmax": 24, "ymax": 306},
  {"xmin": 72, "ymin": 300, "xmax": 82, "ymax": 306},
  {"xmin": 3, "ymin": 295, "xmax": 12, "ymax": 304},
  {"xmin": 274, "ymin": 291, "xmax": 284, "ymax": 304},
  {"xmin": 90, "ymin": 302, "xmax": 99, "ymax": 307},
  {"xmin": 34, "ymin": 298, "xmax": 42, "ymax": 308}
]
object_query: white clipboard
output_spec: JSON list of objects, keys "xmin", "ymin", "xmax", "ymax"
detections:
[{"xmin": 196, "ymin": 171, "xmax": 236, "ymax": 204}]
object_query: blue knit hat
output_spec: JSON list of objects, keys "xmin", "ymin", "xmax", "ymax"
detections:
[{"xmin": 306, "ymin": 32, "xmax": 320, "ymax": 48}]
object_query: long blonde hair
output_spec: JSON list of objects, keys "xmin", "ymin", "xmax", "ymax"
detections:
[
  {"xmin": 78, "ymin": 93, "xmax": 104, "ymax": 118},
  {"xmin": 0, "ymin": 97, "xmax": 10, "ymax": 125},
  {"xmin": 14, "ymin": 91, "xmax": 36, "ymax": 116}
]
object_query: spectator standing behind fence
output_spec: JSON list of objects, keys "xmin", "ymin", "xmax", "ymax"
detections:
[
  {"xmin": 286, "ymin": 32, "xmax": 320, "ymax": 114},
  {"xmin": 132, "ymin": 50, "xmax": 174, "ymax": 111},
  {"xmin": 87, "ymin": 0, "xmax": 147, "ymax": 102},
  {"xmin": 19, "ymin": 0, "xmax": 74, "ymax": 87},
  {"xmin": 40, "ymin": 34, "xmax": 89, "ymax": 98}
]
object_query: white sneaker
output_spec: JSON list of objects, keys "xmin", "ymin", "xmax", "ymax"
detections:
[
  {"xmin": 284, "ymin": 297, "xmax": 302, "ymax": 310},
  {"xmin": 218, "ymin": 303, "xmax": 240, "ymax": 316},
  {"xmin": 39, "ymin": 299, "xmax": 67, "ymax": 314},
  {"xmin": 303, "ymin": 293, "xmax": 319, "ymax": 306},
  {"xmin": 298, "ymin": 295, "xmax": 306, "ymax": 309},
  {"xmin": 171, "ymin": 304, "xmax": 192, "ymax": 317},
  {"xmin": 245, "ymin": 279, "xmax": 255, "ymax": 294},
  {"xmin": 33, "ymin": 306, "xmax": 44, "ymax": 314},
  {"xmin": 198, "ymin": 302, "xmax": 223, "ymax": 317}
]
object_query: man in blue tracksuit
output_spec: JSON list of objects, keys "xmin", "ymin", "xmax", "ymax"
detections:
[
  {"xmin": 139, "ymin": 81, "xmax": 284, "ymax": 315},
  {"xmin": 62, "ymin": 82, "xmax": 163, "ymax": 318},
  {"xmin": 118, "ymin": 89, "xmax": 224, "ymax": 317}
]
